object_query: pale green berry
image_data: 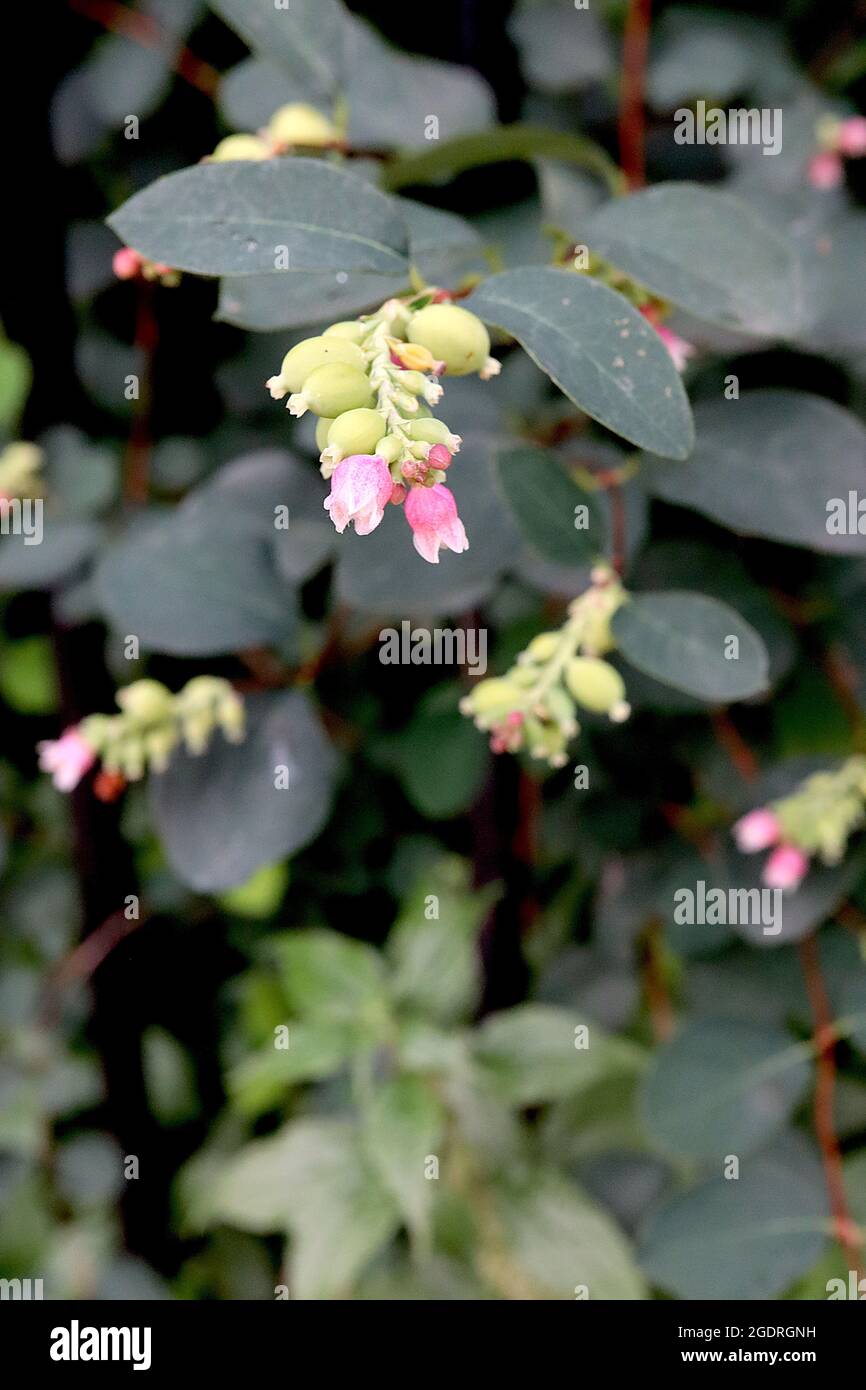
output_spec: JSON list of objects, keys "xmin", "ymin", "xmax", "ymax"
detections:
[
  {"xmin": 544, "ymin": 686, "xmax": 578, "ymax": 730},
  {"xmin": 324, "ymin": 321, "xmax": 367, "ymax": 343},
  {"xmin": 564, "ymin": 658, "xmax": 626, "ymax": 714},
  {"xmin": 302, "ymin": 364, "xmax": 375, "ymax": 417},
  {"xmin": 461, "ymin": 677, "xmax": 522, "ymax": 723},
  {"xmin": 510, "ymin": 665, "xmax": 539, "ymax": 689},
  {"xmin": 377, "ymin": 434, "xmax": 404, "ymax": 464},
  {"xmin": 326, "ymin": 408, "xmax": 388, "ymax": 455},
  {"xmin": 315, "ymin": 417, "xmax": 335, "ymax": 451},
  {"xmin": 267, "ymin": 103, "xmax": 337, "ymax": 150},
  {"xmin": 209, "ymin": 134, "xmax": 270, "ymax": 162},
  {"xmin": 116, "ymin": 679, "xmax": 174, "ymax": 723},
  {"xmin": 144, "ymin": 726, "xmax": 179, "ymax": 774},
  {"xmin": 581, "ymin": 610, "xmax": 616, "ymax": 656},
  {"xmin": 398, "ymin": 371, "xmax": 430, "ymax": 396},
  {"xmin": 217, "ymin": 690, "xmax": 245, "ymax": 743},
  {"xmin": 407, "ymin": 304, "xmax": 490, "ymax": 376},
  {"xmin": 278, "ymin": 336, "xmax": 366, "ymax": 394},
  {"xmin": 79, "ymin": 713, "xmax": 112, "ymax": 753},
  {"xmin": 523, "ymin": 631, "xmax": 561, "ymax": 664},
  {"xmin": 180, "ymin": 675, "xmax": 232, "ymax": 707},
  {"xmin": 117, "ymin": 736, "xmax": 146, "ymax": 781},
  {"xmin": 407, "ymin": 418, "xmax": 457, "ymax": 447}
]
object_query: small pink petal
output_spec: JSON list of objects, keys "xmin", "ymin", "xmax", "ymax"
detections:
[
  {"xmin": 323, "ymin": 454, "xmax": 393, "ymax": 537},
  {"xmin": 404, "ymin": 483, "xmax": 468, "ymax": 565},
  {"xmin": 37, "ymin": 727, "xmax": 96, "ymax": 792},
  {"xmin": 655, "ymin": 324, "xmax": 695, "ymax": 373},
  {"xmin": 428, "ymin": 444, "xmax": 452, "ymax": 469},
  {"xmin": 838, "ymin": 116, "xmax": 866, "ymax": 158},
  {"xmin": 762, "ymin": 843, "xmax": 809, "ymax": 892},
  {"xmin": 733, "ymin": 808, "xmax": 781, "ymax": 854},
  {"xmin": 808, "ymin": 150, "xmax": 844, "ymax": 189},
  {"xmin": 113, "ymin": 247, "xmax": 143, "ymax": 280}
]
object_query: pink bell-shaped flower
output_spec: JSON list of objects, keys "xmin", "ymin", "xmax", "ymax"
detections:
[
  {"xmin": 323, "ymin": 454, "xmax": 393, "ymax": 536},
  {"xmin": 404, "ymin": 483, "xmax": 469, "ymax": 564}
]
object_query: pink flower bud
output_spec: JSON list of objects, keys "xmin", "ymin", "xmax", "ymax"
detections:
[
  {"xmin": 762, "ymin": 843, "xmax": 809, "ymax": 892},
  {"xmin": 389, "ymin": 483, "xmax": 407, "ymax": 504},
  {"xmin": 428, "ymin": 444, "xmax": 452, "ymax": 469},
  {"xmin": 113, "ymin": 247, "xmax": 143, "ymax": 280},
  {"xmin": 404, "ymin": 482, "xmax": 469, "ymax": 564},
  {"xmin": 808, "ymin": 150, "xmax": 844, "ymax": 189},
  {"xmin": 323, "ymin": 454, "xmax": 393, "ymax": 536},
  {"xmin": 733, "ymin": 807, "xmax": 781, "ymax": 853},
  {"xmin": 838, "ymin": 116, "xmax": 866, "ymax": 158},
  {"xmin": 37, "ymin": 727, "xmax": 96, "ymax": 792},
  {"xmin": 655, "ymin": 324, "xmax": 695, "ymax": 373}
]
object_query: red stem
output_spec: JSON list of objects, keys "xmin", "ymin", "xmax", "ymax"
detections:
[
  {"xmin": 798, "ymin": 934, "xmax": 865, "ymax": 1277},
  {"xmin": 711, "ymin": 709, "xmax": 758, "ymax": 782},
  {"xmin": 69, "ymin": 0, "xmax": 220, "ymax": 97},
  {"xmin": 40, "ymin": 909, "xmax": 145, "ymax": 1027},
  {"xmin": 123, "ymin": 280, "xmax": 157, "ymax": 505},
  {"xmin": 619, "ymin": 0, "xmax": 652, "ymax": 189}
]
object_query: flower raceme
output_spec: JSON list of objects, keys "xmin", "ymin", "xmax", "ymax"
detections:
[
  {"xmin": 37, "ymin": 677, "xmax": 245, "ymax": 795},
  {"xmin": 112, "ymin": 247, "xmax": 179, "ymax": 287},
  {"xmin": 461, "ymin": 566, "xmax": 631, "ymax": 766},
  {"xmin": 208, "ymin": 103, "xmax": 340, "ymax": 163},
  {"xmin": 733, "ymin": 756, "xmax": 866, "ymax": 893},
  {"xmin": 808, "ymin": 114, "xmax": 866, "ymax": 189},
  {"xmin": 267, "ymin": 296, "xmax": 499, "ymax": 563}
]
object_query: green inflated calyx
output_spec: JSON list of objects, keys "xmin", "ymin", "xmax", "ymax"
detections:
[{"xmin": 564, "ymin": 657, "xmax": 627, "ymax": 717}]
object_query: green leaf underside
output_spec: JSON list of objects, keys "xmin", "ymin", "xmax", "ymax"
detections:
[
  {"xmin": 216, "ymin": 200, "xmax": 482, "ymax": 331},
  {"xmin": 644, "ymin": 391, "xmax": 866, "ymax": 554},
  {"xmin": 612, "ymin": 591, "xmax": 769, "ymax": 701},
  {"xmin": 150, "ymin": 691, "xmax": 337, "ymax": 892},
  {"xmin": 108, "ymin": 160, "xmax": 409, "ymax": 278},
  {"xmin": 467, "ymin": 268, "xmax": 694, "ymax": 460},
  {"xmin": 494, "ymin": 446, "xmax": 609, "ymax": 565},
  {"xmin": 382, "ymin": 124, "xmax": 624, "ymax": 196},
  {"xmin": 211, "ymin": 0, "xmax": 344, "ymax": 103},
  {"xmin": 639, "ymin": 1134, "xmax": 828, "ymax": 1300},
  {"xmin": 587, "ymin": 183, "xmax": 803, "ymax": 337},
  {"xmin": 641, "ymin": 1019, "xmax": 811, "ymax": 1164}
]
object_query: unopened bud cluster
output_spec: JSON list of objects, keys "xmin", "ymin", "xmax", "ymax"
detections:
[
  {"xmin": 734, "ymin": 755, "xmax": 866, "ymax": 893},
  {"xmin": 0, "ymin": 442, "xmax": 43, "ymax": 500},
  {"xmin": 208, "ymin": 103, "xmax": 340, "ymax": 163},
  {"xmin": 37, "ymin": 677, "xmax": 244, "ymax": 793},
  {"xmin": 460, "ymin": 565, "xmax": 631, "ymax": 767},
  {"xmin": 112, "ymin": 247, "xmax": 180, "ymax": 286},
  {"xmin": 267, "ymin": 293, "xmax": 500, "ymax": 563},
  {"xmin": 808, "ymin": 114, "xmax": 866, "ymax": 189}
]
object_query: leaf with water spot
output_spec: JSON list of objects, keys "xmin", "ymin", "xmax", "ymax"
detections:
[
  {"xmin": 467, "ymin": 268, "xmax": 694, "ymax": 460},
  {"xmin": 108, "ymin": 159, "xmax": 409, "ymax": 278}
]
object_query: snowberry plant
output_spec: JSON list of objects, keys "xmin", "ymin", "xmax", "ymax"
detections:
[{"xmin": 5, "ymin": 0, "xmax": 866, "ymax": 1303}]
